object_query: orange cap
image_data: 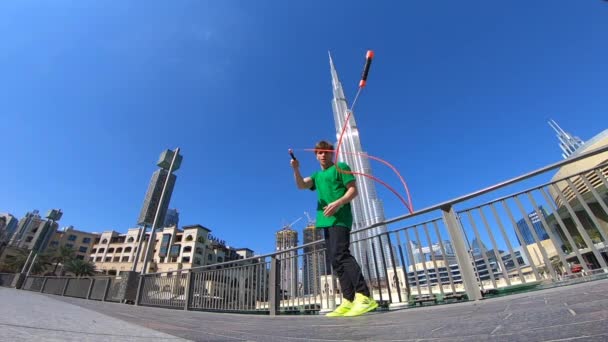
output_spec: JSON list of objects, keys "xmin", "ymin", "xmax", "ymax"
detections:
[{"xmin": 366, "ymin": 50, "xmax": 374, "ymax": 59}]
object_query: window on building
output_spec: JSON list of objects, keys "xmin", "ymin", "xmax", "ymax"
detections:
[
  {"xmin": 194, "ymin": 258, "xmax": 201, "ymax": 265},
  {"xmin": 116, "ymin": 247, "xmax": 123, "ymax": 253},
  {"xmin": 182, "ymin": 256, "xmax": 191, "ymax": 263},
  {"xmin": 183, "ymin": 246, "xmax": 192, "ymax": 253},
  {"xmin": 96, "ymin": 257, "xmax": 102, "ymax": 262},
  {"xmin": 25, "ymin": 236, "xmax": 33, "ymax": 242},
  {"xmin": 127, "ymin": 237, "xmax": 134, "ymax": 243},
  {"xmin": 68, "ymin": 235, "xmax": 77, "ymax": 241},
  {"xmin": 195, "ymin": 247, "xmax": 203, "ymax": 254},
  {"xmin": 208, "ymin": 254, "xmax": 213, "ymax": 261},
  {"xmin": 82, "ymin": 237, "xmax": 91, "ymax": 243},
  {"xmin": 198, "ymin": 236, "xmax": 205, "ymax": 243},
  {"xmin": 169, "ymin": 244, "xmax": 181, "ymax": 257},
  {"xmin": 107, "ymin": 248, "xmax": 115, "ymax": 253},
  {"xmin": 174, "ymin": 235, "xmax": 182, "ymax": 242},
  {"xmin": 105, "ymin": 257, "xmax": 111, "ymax": 262},
  {"xmin": 185, "ymin": 235, "xmax": 193, "ymax": 242},
  {"xmin": 121, "ymin": 256, "xmax": 129, "ymax": 262},
  {"xmin": 66, "ymin": 244, "xmax": 74, "ymax": 249},
  {"xmin": 98, "ymin": 248, "xmax": 105, "ymax": 253},
  {"xmin": 113, "ymin": 257, "xmax": 120, "ymax": 262},
  {"xmin": 217, "ymin": 257, "xmax": 223, "ymax": 263},
  {"xmin": 124, "ymin": 247, "xmax": 132, "ymax": 253},
  {"xmin": 89, "ymin": 257, "xmax": 94, "ymax": 262},
  {"xmin": 159, "ymin": 234, "xmax": 171, "ymax": 257},
  {"xmin": 78, "ymin": 246, "xmax": 88, "ymax": 253},
  {"xmin": 101, "ymin": 239, "xmax": 108, "ymax": 244},
  {"xmin": 76, "ymin": 255, "xmax": 85, "ymax": 260}
]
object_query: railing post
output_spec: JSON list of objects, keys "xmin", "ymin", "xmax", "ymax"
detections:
[
  {"xmin": 184, "ymin": 271, "xmax": 193, "ymax": 311},
  {"xmin": 268, "ymin": 255, "xmax": 280, "ymax": 316},
  {"xmin": 40, "ymin": 277, "xmax": 48, "ymax": 293},
  {"xmin": 86, "ymin": 278, "xmax": 95, "ymax": 300},
  {"xmin": 441, "ymin": 205, "xmax": 482, "ymax": 301},
  {"xmin": 61, "ymin": 278, "xmax": 70, "ymax": 296},
  {"xmin": 135, "ymin": 274, "xmax": 144, "ymax": 306},
  {"xmin": 102, "ymin": 278, "xmax": 111, "ymax": 302}
]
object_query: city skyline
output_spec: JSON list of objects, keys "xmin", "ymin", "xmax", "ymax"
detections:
[{"xmin": 1, "ymin": 1, "xmax": 607, "ymax": 256}]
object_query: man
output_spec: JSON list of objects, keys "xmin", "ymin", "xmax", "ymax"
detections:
[{"xmin": 290, "ymin": 140, "xmax": 377, "ymax": 317}]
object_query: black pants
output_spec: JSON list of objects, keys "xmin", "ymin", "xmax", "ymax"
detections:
[{"xmin": 323, "ymin": 226, "xmax": 370, "ymax": 301}]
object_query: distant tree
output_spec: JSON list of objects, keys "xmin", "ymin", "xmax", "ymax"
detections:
[
  {"xmin": 587, "ymin": 228, "xmax": 602, "ymax": 243},
  {"xmin": 550, "ymin": 256, "xmax": 564, "ymax": 276},
  {"xmin": 63, "ymin": 259, "xmax": 96, "ymax": 277},
  {"xmin": 50, "ymin": 246, "xmax": 76, "ymax": 275},
  {"xmin": 0, "ymin": 249, "xmax": 52, "ymax": 274}
]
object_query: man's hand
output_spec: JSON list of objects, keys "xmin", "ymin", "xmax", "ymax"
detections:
[
  {"xmin": 290, "ymin": 159, "xmax": 300, "ymax": 169},
  {"xmin": 323, "ymin": 200, "xmax": 342, "ymax": 217}
]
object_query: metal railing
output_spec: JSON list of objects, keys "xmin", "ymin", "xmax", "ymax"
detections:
[
  {"xmin": 0, "ymin": 273, "xmax": 16, "ymax": 287},
  {"xmin": 7, "ymin": 145, "xmax": 608, "ymax": 315},
  {"xmin": 134, "ymin": 145, "xmax": 608, "ymax": 313}
]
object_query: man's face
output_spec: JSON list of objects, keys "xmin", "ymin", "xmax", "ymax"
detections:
[{"xmin": 316, "ymin": 150, "xmax": 334, "ymax": 168}]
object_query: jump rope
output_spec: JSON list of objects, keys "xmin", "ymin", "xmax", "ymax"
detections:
[{"xmin": 289, "ymin": 51, "xmax": 414, "ymax": 214}]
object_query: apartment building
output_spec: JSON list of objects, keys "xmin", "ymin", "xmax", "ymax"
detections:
[
  {"xmin": 89, "ymin": 224, "xmax": 250, "ymax": 275},
  {"xmin": 46, "ymin": 226, "xmax": 100, "ymax": 260}
]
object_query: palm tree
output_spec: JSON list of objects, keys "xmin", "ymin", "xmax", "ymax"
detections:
[
  {"xmin": 550, "ymin": 255, "xmax": 564, "ymax": 276},
  {"xmin": 0, "ymin": 248, "xmax": 52, "ymax": 274},
  {"xmin": 50, "ymin": 246, "xmax": 76, "ymax": 275},
  {"xmin": 63, "ymin": 259, "xmax": 96, "ymax": 277}
]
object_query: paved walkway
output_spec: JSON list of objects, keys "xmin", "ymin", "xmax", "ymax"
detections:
[
  {"xmin": 0, "ymin": 287, "xmax": 187, "ymax": 341},
  {"xmin": 2, "ymin": 280, "xmax": 608, "ymax": 341}
]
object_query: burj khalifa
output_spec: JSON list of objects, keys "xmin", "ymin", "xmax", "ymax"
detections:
[{"xmin": 329, "ymin": 52, "xmax": 392, "ymax": 278}]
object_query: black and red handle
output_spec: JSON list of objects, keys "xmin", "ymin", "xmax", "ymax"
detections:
[{"xmin": 359, "ymin": 50, "xmax": 374, "ymax": 88}]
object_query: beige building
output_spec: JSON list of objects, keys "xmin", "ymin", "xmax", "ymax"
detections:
[
  {"xmin": 546, "ymin": 129, "xmax": 608, "ymax": 267},
  {"xmin": 89, "ymin": 224, "xmax": 250, "ymax": 275},
  {"xmin": 47, "ymin": 226, "xmax": 100, "ymax": 260}
]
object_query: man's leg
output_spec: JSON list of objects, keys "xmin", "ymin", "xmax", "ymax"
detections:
[
  {"xmin": 331, "ymin": 226, "xmax": 378, "ymax": 317},
  {"xmin": 328, "ymin": 226, "xmax": 370, "ymax": 300},
  {"xmin": 324, "ymin": 227, "xmax": 354, "ymax": 301}
]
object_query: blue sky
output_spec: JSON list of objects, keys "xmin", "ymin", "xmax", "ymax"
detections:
[{"xmin": 1, "ymin": 1, "xmax": 607, "ymax": 255}]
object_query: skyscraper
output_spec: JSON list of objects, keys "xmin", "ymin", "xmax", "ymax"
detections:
[
  {"xmin": 8, "ymin": 210, "xmax": 43, "ymax": 247},
  {"xmin": 515, "ymin": 207, "xmax": 550, "ymax": 246},
  {"xmin": 163, "ymin": 208, "xmax": 179, "ymax": 228},
  {"xmin": 329, "ymin": 53, "xmax": 391, "ymax": 277},
  {"xmin": 8, "ymin": 209, "xmax": 62, "ymax": 252},
  {"xmin": 275, "ymin": 226, "xmax": 299, "ymax": 298},
  {"xmin": 548, "ymin": 120, "xmax": 585, "ymax": 159},
  {"xmin": 302, "ymin": 223, "xmax": 328, "ymax": 295},
  {"xmin": 138, "ymin": 169, "xmax": 176, "ymax": 227},
  {"xmin": 0, "ymin": 213, "xmax": 18, "ymax": 245}
]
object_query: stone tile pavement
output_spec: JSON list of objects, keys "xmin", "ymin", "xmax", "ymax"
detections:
[{"xmin": 2, "ymin": 280, "xmax": 608, "ymax": 341}]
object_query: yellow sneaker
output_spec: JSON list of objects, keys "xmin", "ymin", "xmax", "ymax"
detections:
[
  {"xmin": 326, "ymin": 299, "xmax": 353, "ymax": 317},
  {"xmin": 342, "ymin": 293, "xmax": 378, "ymax": 317}
]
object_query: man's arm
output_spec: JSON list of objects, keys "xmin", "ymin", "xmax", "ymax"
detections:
[
  {"xmin": 290, "ymin": 159, "xmax": 313, "ymax": 189},
  {"xmin": 323, "ymin": 181, "xmax": 358, "ymax": 217}
]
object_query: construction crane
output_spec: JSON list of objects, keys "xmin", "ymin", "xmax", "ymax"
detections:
[
  {"xmin": 280, "ymin": 216, "xmax": 302, "ymax": 230},
  {"xmin": 304, "ymin": 211, "xmax": 315, "ymax": 226}
]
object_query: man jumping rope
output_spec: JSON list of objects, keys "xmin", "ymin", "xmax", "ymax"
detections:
[{"xmin": 290, "ymin": 141, "xmax": 378, "ymax": 317}]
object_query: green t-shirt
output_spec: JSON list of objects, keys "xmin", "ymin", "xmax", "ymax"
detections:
[{"xmin": 310, "ymin": 162, "xmax": 356, "ymax": 229}]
